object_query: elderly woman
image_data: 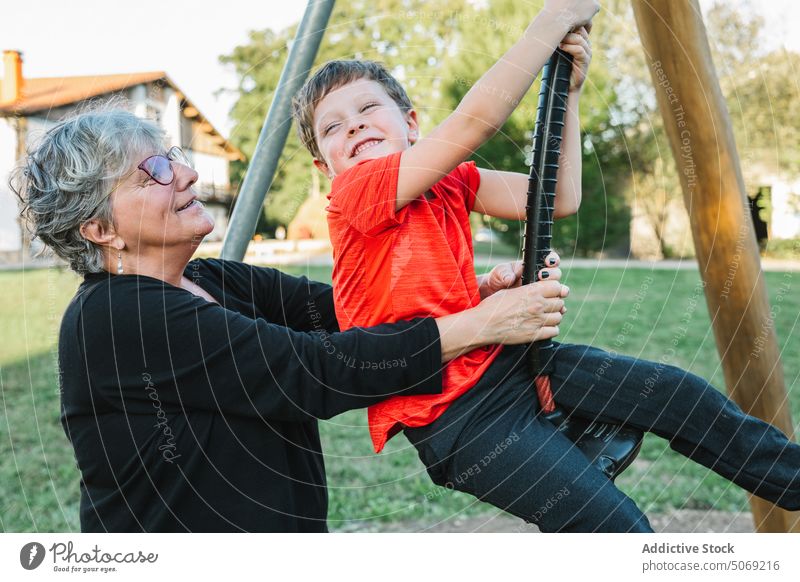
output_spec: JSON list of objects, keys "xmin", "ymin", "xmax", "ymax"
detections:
[{"xmin": 12, "ymin": 109, "xmax": 569, "ymax": 532}]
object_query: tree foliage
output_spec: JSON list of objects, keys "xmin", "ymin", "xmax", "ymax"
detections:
[
  {"xmin": 708, "ymin": 1, "xmax": 800, "ymax": 175},
  {"xmin": 438, "ymin": 0, "xmax": 644, "ymax": 255},
  {"xmin": 219, "ymin": 0, "xmax": 798, "ymax": 255}
]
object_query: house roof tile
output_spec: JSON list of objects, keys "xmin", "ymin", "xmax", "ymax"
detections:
[{"xmin": 0, "ymin": 71, "xmax": 242, "ymax": 160}]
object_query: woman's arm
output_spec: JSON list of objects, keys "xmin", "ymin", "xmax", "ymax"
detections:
[
  {"xmin": 256, "ymin": 268, "xmax": 339, "ymax": 333},
  {"xmin": 201, "ymin": 259, "xmax": 340, "ymax": 333},
  {"xmin": 76, "ymin": 267, "xmax": 566, "ymax": 422},
  {"xmin": 260, "ymin": 267, "xmax": 339, "ymax": 333},
  {"xmin": 76, "ymin": 278, "xmax": 446, "ymax": 422},
  {"xmin": 248, "ymin": 256, "xmax": 568, "ymax": 363},
  {"xmin": 438, "ymin": 278, "xmax": 567, "ymax": 362}
]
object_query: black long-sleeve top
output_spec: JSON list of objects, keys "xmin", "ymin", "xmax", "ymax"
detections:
[{"xmin": 59, "ymin": 258, "xmax": 444, "ymax": 532}]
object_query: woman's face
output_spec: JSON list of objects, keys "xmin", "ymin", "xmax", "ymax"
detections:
[{"xmin": 109, "ymin": 149, "xmax": 215, "ymax": 255}]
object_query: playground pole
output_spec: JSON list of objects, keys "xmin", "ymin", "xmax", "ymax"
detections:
[
  {"xmin": 633, "ymin": 0, "xmax": 799, "ymax": 532},
  {"xmin": 221, "ymin": 0, "xmax": 336, "ymax": 261}
]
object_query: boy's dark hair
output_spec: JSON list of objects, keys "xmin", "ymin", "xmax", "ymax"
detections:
[{"xmin": 292, "ymin": 60, "xmax": 413, "ymax": 160}]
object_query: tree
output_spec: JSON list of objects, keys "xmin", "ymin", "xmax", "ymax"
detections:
[
  {"xmin": 439, "ymin": 0, "xmax": 644, "ymax": 255},
  {"xmin": 629, "ymin": 1, "xmax": 800, "ymax": 257},
  {"xmin": 712, "ymin": 16, "xmax": 800, "ymax": 176}
]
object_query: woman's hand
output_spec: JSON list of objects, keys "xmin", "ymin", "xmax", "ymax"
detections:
[
  {"xmin": 437, "ymin": 261, "xmax": 569, "ymax": 362},
  {"xmin": 474, "ymin": 279, "xmax": 568, "ymax": 346}
]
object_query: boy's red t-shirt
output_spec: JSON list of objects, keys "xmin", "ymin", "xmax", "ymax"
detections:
[{"xmin": 327, "ymin": 151, "xmax": 503, "ymax": 452}]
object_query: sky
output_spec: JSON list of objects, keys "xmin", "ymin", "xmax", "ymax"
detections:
[
  {"xmin": 0, "ymin": 1, "xmax": 307, "ymax": 134},
  {"xmin": 1, "ymin": 1, "xmax": 799, "ymax": 137}
]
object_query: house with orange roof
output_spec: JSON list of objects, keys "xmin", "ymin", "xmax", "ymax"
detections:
[{"xmin": 0, "ymin": 50, "xmax": 243, "ymax": 264}]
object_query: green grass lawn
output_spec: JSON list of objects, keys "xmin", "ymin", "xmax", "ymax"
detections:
[{"xmin": 1, "ymin": 263, "xmax": 798, "ymax": 531}]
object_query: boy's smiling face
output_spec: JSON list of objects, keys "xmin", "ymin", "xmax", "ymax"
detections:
[{"xmin": 312, "ymin": 78, "xmax": 419, "ymax": 178}]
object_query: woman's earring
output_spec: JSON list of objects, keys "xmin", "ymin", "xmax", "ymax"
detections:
[{"xmin": 117, "ymin": 250, "xmax": 123, "ymax": 275}]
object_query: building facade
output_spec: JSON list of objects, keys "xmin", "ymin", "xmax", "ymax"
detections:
[{"xmin": 0, "ymin": 50, "xmax": 242, "ymax": 264}]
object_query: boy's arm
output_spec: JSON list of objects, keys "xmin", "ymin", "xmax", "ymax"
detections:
[
  {"xmin": 395, "ymin": 1, "xmax": 597, "ymax": 211},
  {"xmin": 473, "ymin": 87, "xmax": 584, "ymax": 220}
]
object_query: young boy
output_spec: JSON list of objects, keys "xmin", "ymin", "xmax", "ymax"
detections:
[{"xmin": 292, "ymin": 3, "xmax": 800, "ymax": 531}]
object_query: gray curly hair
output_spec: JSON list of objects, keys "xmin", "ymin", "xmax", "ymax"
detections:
[{"xmin": 10, "ymin": 107, "xmax": 166, "ymax": 275}]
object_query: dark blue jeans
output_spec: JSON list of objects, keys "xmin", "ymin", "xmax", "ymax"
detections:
[{"xmin": 404, "ymin": 343, "xmax": 800, "ymax": 532}]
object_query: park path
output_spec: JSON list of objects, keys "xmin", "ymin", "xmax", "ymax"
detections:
[
  {"xmin": 4, "ymin": 250, "xmax": 799, "ymax": 272},
  {"xmin": 300, "ymin": 252, "xmax": 800, "ymax": 273}
]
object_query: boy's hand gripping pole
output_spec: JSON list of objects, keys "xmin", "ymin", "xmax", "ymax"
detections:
[{"xmin": 521, "ymin": 49, "xmax": 573, "ymax": 413}]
